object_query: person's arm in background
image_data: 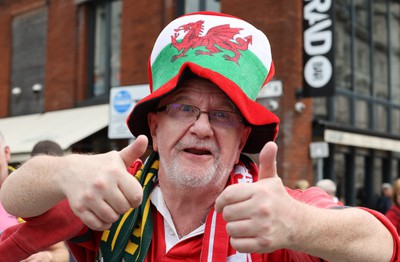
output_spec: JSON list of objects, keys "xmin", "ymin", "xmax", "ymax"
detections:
[
  {"xmin": 21, "ymin": 242, "xmax": 70, "ymax": 262},
  {"xmin": 0, "ymin": 135, "xmax": 148, "ymax": 231}
]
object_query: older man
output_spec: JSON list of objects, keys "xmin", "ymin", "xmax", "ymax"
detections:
[{"xmin": 0, "ymin": 12, "xmax": 398, "ymax": 261}]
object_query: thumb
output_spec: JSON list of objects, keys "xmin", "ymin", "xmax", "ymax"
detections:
[
  {"xmin": 119, "ymin": 135, "xmax": 148, "ymax": 168},
  {"xmin": 258, "ymin": 141, "xmax": 278, "ymax": 180}
]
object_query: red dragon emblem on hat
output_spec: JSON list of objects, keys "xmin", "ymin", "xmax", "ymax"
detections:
[{"xmin": 170, "ymin": 20, "xmax": 253, "ymax": 64}]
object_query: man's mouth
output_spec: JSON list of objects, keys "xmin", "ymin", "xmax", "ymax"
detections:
[{"xmin": 184, "ymin": 148, "xmax": 212, "ymax": 155}]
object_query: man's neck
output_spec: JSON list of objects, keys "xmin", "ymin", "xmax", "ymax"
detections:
[{"xmin": 158, "ymin": 178, "xmax": 225, "ymax": 238}]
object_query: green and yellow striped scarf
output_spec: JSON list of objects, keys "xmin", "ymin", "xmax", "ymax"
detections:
[{"xmin": 98, "ymin": 152, "xmax": 159, "ymax": 262}]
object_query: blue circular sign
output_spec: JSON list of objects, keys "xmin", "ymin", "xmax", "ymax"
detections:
[{"xmin": 113, "ymin": 90, "xmax": 132, "ymax": 113}]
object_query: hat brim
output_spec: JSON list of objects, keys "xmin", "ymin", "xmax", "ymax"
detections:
[{"xmin": 127, "ymin": 63, "xmax": 279, "ymax": 154}]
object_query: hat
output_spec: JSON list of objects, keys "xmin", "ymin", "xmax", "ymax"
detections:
[{"xmin": 127, "ymin": 11, "xmax": 279, "ymax": 154}]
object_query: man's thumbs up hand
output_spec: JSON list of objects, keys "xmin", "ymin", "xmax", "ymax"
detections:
[
  {"xmin": 60, "ymin": 135, "xmax": 148, "ymax": 231},
  {"xmin": 215, "ymin": 141, "xmax": 300, "ymax": 254},
  {"xmin": 258, "ymin": 141, "xmax": 278, "ymax": 180}
]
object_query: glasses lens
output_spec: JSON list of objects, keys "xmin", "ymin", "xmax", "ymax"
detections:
[
  {"xmin": 168, "ymin": 104, "xmax": 198, "ymax": 122},
  {"xmin": 165, "ymin": 103, "xmax": 243, "ymax": 128},
  {"xmin": 209, "ymin": 111, "xmax": 242, "ymax": 128}
]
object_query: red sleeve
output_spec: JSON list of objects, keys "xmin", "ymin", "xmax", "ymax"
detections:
[
  {"xmin": 287, "ymin": 187, "xmax": 400, "ymax": 261},
  {"xmin": 386, "ymin": 207, "xmax": 400, "ymax": 235},
  {"xmin": 0, "ymin": 199, "xmax": 87, "ymax": 261},
  {"xmin": 287, "ymin": 186, "xmax": 337, "ymax": 208},
  {"xmin": 359, "ymin": 207, "xmax": 400, "ymax": 262}
]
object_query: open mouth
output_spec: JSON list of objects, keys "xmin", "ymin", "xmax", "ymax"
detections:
[{"xmin": 184, "ymin": 148, "xmax": 212, "ymax": 155}]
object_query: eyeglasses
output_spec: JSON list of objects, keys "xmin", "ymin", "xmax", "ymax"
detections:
[{"xmin": 155, "ymin": 103, "xmax": 244, "ymax": 128}]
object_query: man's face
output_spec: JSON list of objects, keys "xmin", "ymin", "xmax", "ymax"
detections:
[
  {"xmin": 148, "ymin": 77, "xmax": 251, "ymax": 190},
  {"xmin": 384, "ymin": 187, "xmax": 393, "ymax": 198},
  {"xmin": 0, "ymin": 141, "xmax": 11, "ymax": 187}
]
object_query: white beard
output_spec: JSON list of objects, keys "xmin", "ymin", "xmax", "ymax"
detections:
[{"xmin": 158, "ymin": 139, "xmax": 233, "ymax": 189}]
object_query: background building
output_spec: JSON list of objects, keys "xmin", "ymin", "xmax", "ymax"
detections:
[{"xmin": 0, "ymin": 0, "xmax": 399, "ymax": 208}]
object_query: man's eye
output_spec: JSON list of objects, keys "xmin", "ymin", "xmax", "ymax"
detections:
[
  {"xmin": 214, "ymin": 111, "xmax": 228, "ymax": 119},
  {"xmin": 180, "ymin": 105, "xmax": 193, "ymax": 112}
]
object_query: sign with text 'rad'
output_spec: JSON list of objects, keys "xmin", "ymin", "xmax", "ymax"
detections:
[{"xmin": 302, "ymin": 0, "xmax": 335, "ymax": 97}]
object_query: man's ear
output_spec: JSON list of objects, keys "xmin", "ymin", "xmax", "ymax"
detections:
[
  {"xmin": 147, "ymin": 112, "xmax": 158, "ymax": 151},
  {"xmin": 4, "ymin": 146, "xmax": 11, "ymax": 162}
]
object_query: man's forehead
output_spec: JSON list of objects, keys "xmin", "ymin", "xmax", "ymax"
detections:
[
  {"xmin": 158, "ymin": 77, "xmax": 237, "ymax": 110},
  {"xmin": 177, "ymin": 77, "xmax": 225, "ymax": 94}
]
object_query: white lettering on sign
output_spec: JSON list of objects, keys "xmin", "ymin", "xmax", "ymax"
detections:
[{"xmin": 303, "ymin": 0, "xmax": 333, "ymax": 90}]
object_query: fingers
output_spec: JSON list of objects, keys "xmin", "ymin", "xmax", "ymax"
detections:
[
  {"xmin": 230, "ymin": 237, "xmax": 269, "ymax": 254},
  {"xmin": 77, "ymin": 208, "xmax": 113, "ymax": 231},
  {"xmin": 119, "ymin": 135, "xmax": 148, "ymax": 168},
  {"xmin": 225, "ymin": 219, "xmax": 274, "ymax": 254},
  {"xmin": 258, "ymin": 141, "xmax": 278, "ymax": 180},
  {"xmin": 215, "ymin": 184, "xmax": 251, "ymax": 213},
  {"xmin": 216, "ymin": 141, "xmax": 279, "ymax": 213},
  {"xmin": 118, "ymin": 174, "xmax": 144, "ymax": 208},
  {"xmin": 65, "ymin": 136, "xmax": 147, "ymax": 230}
]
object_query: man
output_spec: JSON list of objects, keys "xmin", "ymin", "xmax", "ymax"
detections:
[
  {"xmin": 0, "ymin": 132, "xmax": 70, "ymax": 261},
  {"xmin": 31, "ymin": 140, "xmax": 64, "ymax": 157},
  {"xmin": 316, "ymin": 179, "xmax": 344, "ymax": 206},
  {"xmin": 0, "ymin": 12, "xmax": 398, "ymax": 261},
  {"xmin": 375, "ymin": 183, "xmax": 394, "ymax": 214}
]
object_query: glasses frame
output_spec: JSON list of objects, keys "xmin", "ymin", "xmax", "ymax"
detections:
[{"xmin": 155, "ymin": 103, "xmax": 245, "ymax": 128}]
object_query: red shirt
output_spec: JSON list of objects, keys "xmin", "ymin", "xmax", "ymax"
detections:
[
  {"xmin": 1, "ymin": 187, "xmax": 399, "ymax": 261},
  {"xmin": 147, "ymin": 201, "xmax": 324, "ymax": 262},
  {"xmin": 386, "ymin": 205, "xmax": 400, "ymax": 235}
]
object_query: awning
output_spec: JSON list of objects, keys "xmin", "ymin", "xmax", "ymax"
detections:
[
  {"xmin": 313, "ymin": 119, "xmax": 400, "ymax": 153},
  {"xmin": 0, "ymin": 104, "xmax": 109, "ymax": 162}
]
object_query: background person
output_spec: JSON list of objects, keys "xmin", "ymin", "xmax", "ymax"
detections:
[
  {"xmin": 375, "ymin": 183, "xmax": 394, "ymax": 214},
  {"xmin": 31, "ymin": 140, "xmax": 64, "ymax": 157},
  {"xmin": 0, "ymin": 12, "xmax": 399, "ymax": 262},
  {"xmin": 316, "ymin": 179, "xmax": 344, "ymax": 206},
  {"xmin": 385, "ymin": 179, "xmax": 400, "ymax": 234},
  {"xmin": 0, "ymin": 131, "xmax": 18, "ymax": 232},
  {"xmin": 293, "ymin": 179, "xmax": 310, "ymax": 190},
  {"xmin": 0, "ymin": 133, "xmax": 70, "ymax": 261}
]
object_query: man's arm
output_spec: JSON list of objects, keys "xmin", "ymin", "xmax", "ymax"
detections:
[
  {"xmin": 21, "ymin": 242, "xmax": 70, "ymax": 262},
  {"xmin": 215, "ymin": 142, "xmax": 395, "ymax": 261},
  {"xmin": 0, "ymin": 135, "xmax": 148, "ymax": 231}
]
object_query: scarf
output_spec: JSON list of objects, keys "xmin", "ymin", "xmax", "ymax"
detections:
[{"xmin": 98, "ymin": 152, "xmax": 258, "ymax": 262}]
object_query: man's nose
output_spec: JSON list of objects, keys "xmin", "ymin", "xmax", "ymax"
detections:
[{"xmin": 190, "ymin": 113, "xmax": 214, "ymax": 137}]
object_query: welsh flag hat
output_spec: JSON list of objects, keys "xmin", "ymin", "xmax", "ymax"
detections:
[{"xmin": 127, "ymin": 11, "xmax": 280, "ymax": 154}]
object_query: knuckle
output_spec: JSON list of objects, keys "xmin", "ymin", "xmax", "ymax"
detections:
[
  {"xmin": 257, "ymin": 204, "xmax": 270, "ymax": 217},
  {"xmin": 129, "ymin": 193, "xmax": 143, "ymax": 207},
  {"xmin": 82, "ymin": 191, "xmax": 96, "ymax": 202},
  {"xmin": 256, "ymin": 236, "xmax": 272, "ymax": 252},
  {"xmin": 93, "ymin": 177, "xmax": 108, "ymax": 190},
  {"xmin": 74, "ymin": 202, "xmax": 87, "ymax": 214}
]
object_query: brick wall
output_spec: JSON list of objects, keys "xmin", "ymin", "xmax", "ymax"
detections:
[
  {"xmin": 0, "ymin": 0, "xmax": 314, "ymax": 186},
  {"xmin": 0, "ymin": 5, "xmax": 12, "ymax": 118},
  {"xmin": 119, "ymin": 0, "xmax": 162, "ymax": 86},
  {"xmin": 45, "ymin": 0, "xmax": 77, "ymax": 110},
  {"xmin": 224, "ymin": 0, "xmax": 313, "ymax": 187}
]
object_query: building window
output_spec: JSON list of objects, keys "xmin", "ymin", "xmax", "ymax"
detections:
[
  {"xmin": 10, "ymin": 8, "xmax": 47, "ymax": 116},
  {"xmin": 88, "ymin": 0, "xmax": 121, "ymax": 99},
  {"xmin": 177, "ymin": 0, "xmax": 220, "ymax": 16},
  {"xmin": 333, "ymin": 0, "xmax": 400, "ymax": 134}
]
